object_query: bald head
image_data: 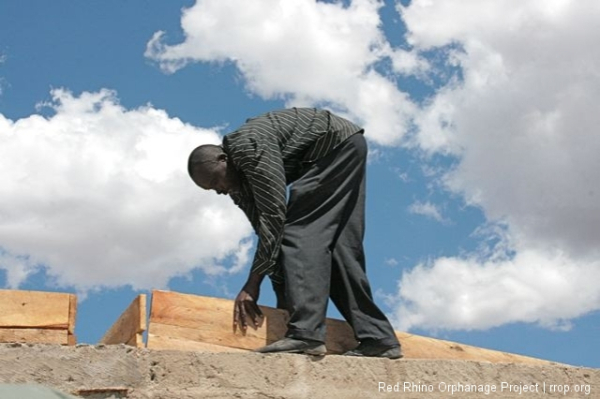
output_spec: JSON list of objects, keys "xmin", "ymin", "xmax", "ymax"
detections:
[
  {"xmin": 187, "ymin": 144, "xmax": 240, "ymax": 195},
  {"xmin": 188, "ymin": 144, "xmax": 224, "ymax": 178}
]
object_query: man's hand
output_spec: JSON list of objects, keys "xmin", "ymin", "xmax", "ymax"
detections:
[{"xmin": 233, "ymin": 273, "xmax": 265, "ymax": 334}]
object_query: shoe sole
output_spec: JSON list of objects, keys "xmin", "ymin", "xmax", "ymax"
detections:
[
  {"xmin": 264, "ymin": 344, "xmax": 326, "ymax": 356},
  {"xmin": 286, "ymin": 345, "xmax": 327, "ymax": 356},
  {"xmin": 305, "ymin": 346, "xmax": 327, "ymax": 356},
  {"xmin": 343, "ymin": 347, "xmax": 404, "ymax": 359},
  {"xmin": 383, "ymin": 348, "xmax": 404, "ymax": 359},
  {"xmin": 255, "ymin": 343, "xmax": 327, "ymax": 355}
]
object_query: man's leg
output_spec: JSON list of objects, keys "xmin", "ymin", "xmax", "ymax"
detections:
[
  {"xmin": 255, "ymin": 139, "xmax": 352, "ymax": 354},
  {"xmin": 327, "ymin": 158, "xmax": 400, "ymax": 348},
  {"xmin": 279, "ymin": 134, "xmax": 372, "ymax": 343},
  {"xmin": 259, "ymin": 134, "xmax": 400, "ymax": 356},
  {"xmin": 324, "ymin": 135, "xmax": 401, "ymax": 358}
]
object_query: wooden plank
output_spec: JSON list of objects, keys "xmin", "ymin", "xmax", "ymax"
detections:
[
  {"xmin": 396, "ymin": 332, "xmax": 550, "ymax": 365},
  {"xmin": 149, "ymin": 322, "xmax": 265, "ymax": 350},
  {"xmin": 149, "ymin": 290, "xmax": 288, "ymax": 347},
  {"xmin": 68, "ymin": 294, "xmax": 77, "ymax": 334},
  {"xmin": 67, "ymin": 293, "xmax": 77, "ymax": 346},
  {"xmin": 148, "ymin": 290, "xmax": 554, "ymax": 364},
  {"xmin": 0, "ymin": 289, "xmax": 72, "ymax": 329},
  {"xmin": 125, "ymin": 331, "xmax": 144, "ymax": 347},
  {"xmin": 100, "ymin": 294, "xmax": 147, "ymax": 346},
  {"xmin": 323, "ymin": 318, "xmax": 358, "ymax": 354},
  {"xmin": 147, "ymin": 333, "xmax": 248, "ymax": 353},
  {"xmin": 149, "ymin": 290, "xmax": 356, "ymax": 353},
  {"xmin": 0, "ymin": 328, "xmax": 69, "ymax": 345}
]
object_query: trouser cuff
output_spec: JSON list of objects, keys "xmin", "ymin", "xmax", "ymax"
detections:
[{"xmin": 286, "ymin": 328, "xmax": 325, "ymax": 343}]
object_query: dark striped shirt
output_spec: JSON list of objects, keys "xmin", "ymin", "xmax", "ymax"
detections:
[{"xmin": 223, "ymin": 108, "xmax": 363, "ymax": 283}]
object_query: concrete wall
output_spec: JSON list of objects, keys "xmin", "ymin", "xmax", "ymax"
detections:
[{"xmin": 0, "ymin": 344, "xmax": 597, "ymax": 399}]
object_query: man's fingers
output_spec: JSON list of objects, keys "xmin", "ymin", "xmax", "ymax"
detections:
[
  {"xmin": 233, "ymin": 290, "xmax": 263, "ymax": 333},
  {"xmin": 244, "ymin": 301, "xmax": 264, "ymax": 329},
  {"xmin": 234, "ymin": 301, "xmax": 248, "ymax": 335},
  {"xmin": 239, "ymin": 301, "xmax": 248, "ymax": 335},
  {"xmin": 251, "ymin": 303, "xmax": 264, "ymax": 328}
]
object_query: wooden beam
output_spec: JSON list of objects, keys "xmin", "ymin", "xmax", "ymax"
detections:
[
  {"xmin": 149, "ymin": 320, "xmax": 264, "ymax": 350},
  {"xmin": 68, "ymin": 293, "xmax": 77, "ymax": 334},
  {"xmin": 0, "ymin": 289, "xmax": 73, "ymax": 329},
  {"xmin": 148, "ymin": 290, "xmax": 356, "ymax": 354},
  {"xmin": 100, "ymin": 294, "xmax": 147, "ymax": 347},
  {"xmin": 149, "ymin": 290, "xmax": 288, "ymax": 350},
  {"xmin": 395, "ymin": 332, "xmax": 550, "ymax": 365},
  {"xmin": 125, "ymin": 333, "xmax": 143, "ymax": 347},
  {"xmin": 147, "ymin": 290, "xmax": 555, "ymax": 364},
  {"xmin": 147, "ymin": 333, "xmax": 248, "ymax": 353},
  {"xmin": 0, "ymin": 328, "xmax": 69, "ymax": 345}
]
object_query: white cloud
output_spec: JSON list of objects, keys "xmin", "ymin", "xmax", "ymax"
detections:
[
  {"xmin": 0, "ymin": 89, "xmax": 252, "ymax": 292},
  {"xmin": 367, "ymin": 148, "xmax": 383, "ymax": 164},
  {"xmin": 389, "ymin": 48, "xmax": 430, "ymax": 77},
  {"xmin": 227, "ymin": 239, "xmax": 254, "ymax": 275},
  {"xmin": 145, "ymin": 0, "xmax": 416, "ymax": 146},
  {"xmin": 392, "ymin": 248, "xmax": 600, "ymax": 331},
  {"xmin": 385, "ymin": 257, "xmax": 399, "ymax": 267},
  {"xmin": 387, "ymin": 0, "xmax": 600, "ymax": 331},
  {"xmin": 403, "ymin": 0, "xmax": 600, "ymax": 259},
  {"xmin": 408, "ymin": 200, "xmax": 447, "ymax": 224}
]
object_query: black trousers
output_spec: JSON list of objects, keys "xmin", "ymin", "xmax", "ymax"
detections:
[{"xmin": 274, "ymin": 133, "xmax": 399, "ymax": 346}]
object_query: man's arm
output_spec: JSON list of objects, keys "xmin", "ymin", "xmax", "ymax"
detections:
[
  {"xmin": 230, "ymin": 139, "xmax": 288, "ymax": 333},
  {"xmin": 240, "ymin": 146, "xmax": 287, "ymax": 279}
]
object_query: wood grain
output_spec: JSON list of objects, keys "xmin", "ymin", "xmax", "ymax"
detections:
[
  {"xmin": 148, "ymin": 290, "xmax": 356, "ymax": 354},
  {"xmin": 396, "ymin": 332, "xmax": 550, "ymax": 364},
  {"xmin": 0, "ymin": 328, "xmax": 69, "ymax": 345},
  {"xmin": 0, "ymin": 289, "xmax": 73, "ymax": 329},
  {"xmin": 100, "ymin": 294, "xmax": 146, "ymax": 347},
  {"xmin": 147, "ymin": 333, "xmax": 248, "ymax": 353},
  {"xmin": 147, "ymin": 290, "xmax": 555, "ymax": 364}
]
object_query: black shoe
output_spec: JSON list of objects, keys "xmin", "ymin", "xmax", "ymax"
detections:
[
  {"xmin": 343, "ymin": 340, "xmax": 403, "ymax": 359},
  {"xmin": 255, "ymin": 337, "xmax": 327, "ymax": 356}
]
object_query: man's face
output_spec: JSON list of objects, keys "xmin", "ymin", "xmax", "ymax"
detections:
[{"xmin": 192, "ymin": 157, "xmax": 239, "ymax": 196}]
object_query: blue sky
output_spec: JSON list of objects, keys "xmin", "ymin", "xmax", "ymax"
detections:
[{"xmin": 1, "ymin": 0, "xmax": 599, "ymax": 368}]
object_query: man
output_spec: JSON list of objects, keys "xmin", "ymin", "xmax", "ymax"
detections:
[{"xmin": 188, "ymin": 108, "xmax": 401, "ymax": 358}]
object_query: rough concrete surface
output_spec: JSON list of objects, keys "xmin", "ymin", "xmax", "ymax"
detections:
[{"xmin": 0, "ymin": 344, "xmax": 598, "ymax": 399}]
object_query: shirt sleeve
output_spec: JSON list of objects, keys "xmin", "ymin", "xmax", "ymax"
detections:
[
  {"xmin": 229, "ymin": 184, "xmax": 259, "ymax": 234},
  {"xmin": 235, "ymin": 138, "xmax": 287, "ymax": 282}
]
